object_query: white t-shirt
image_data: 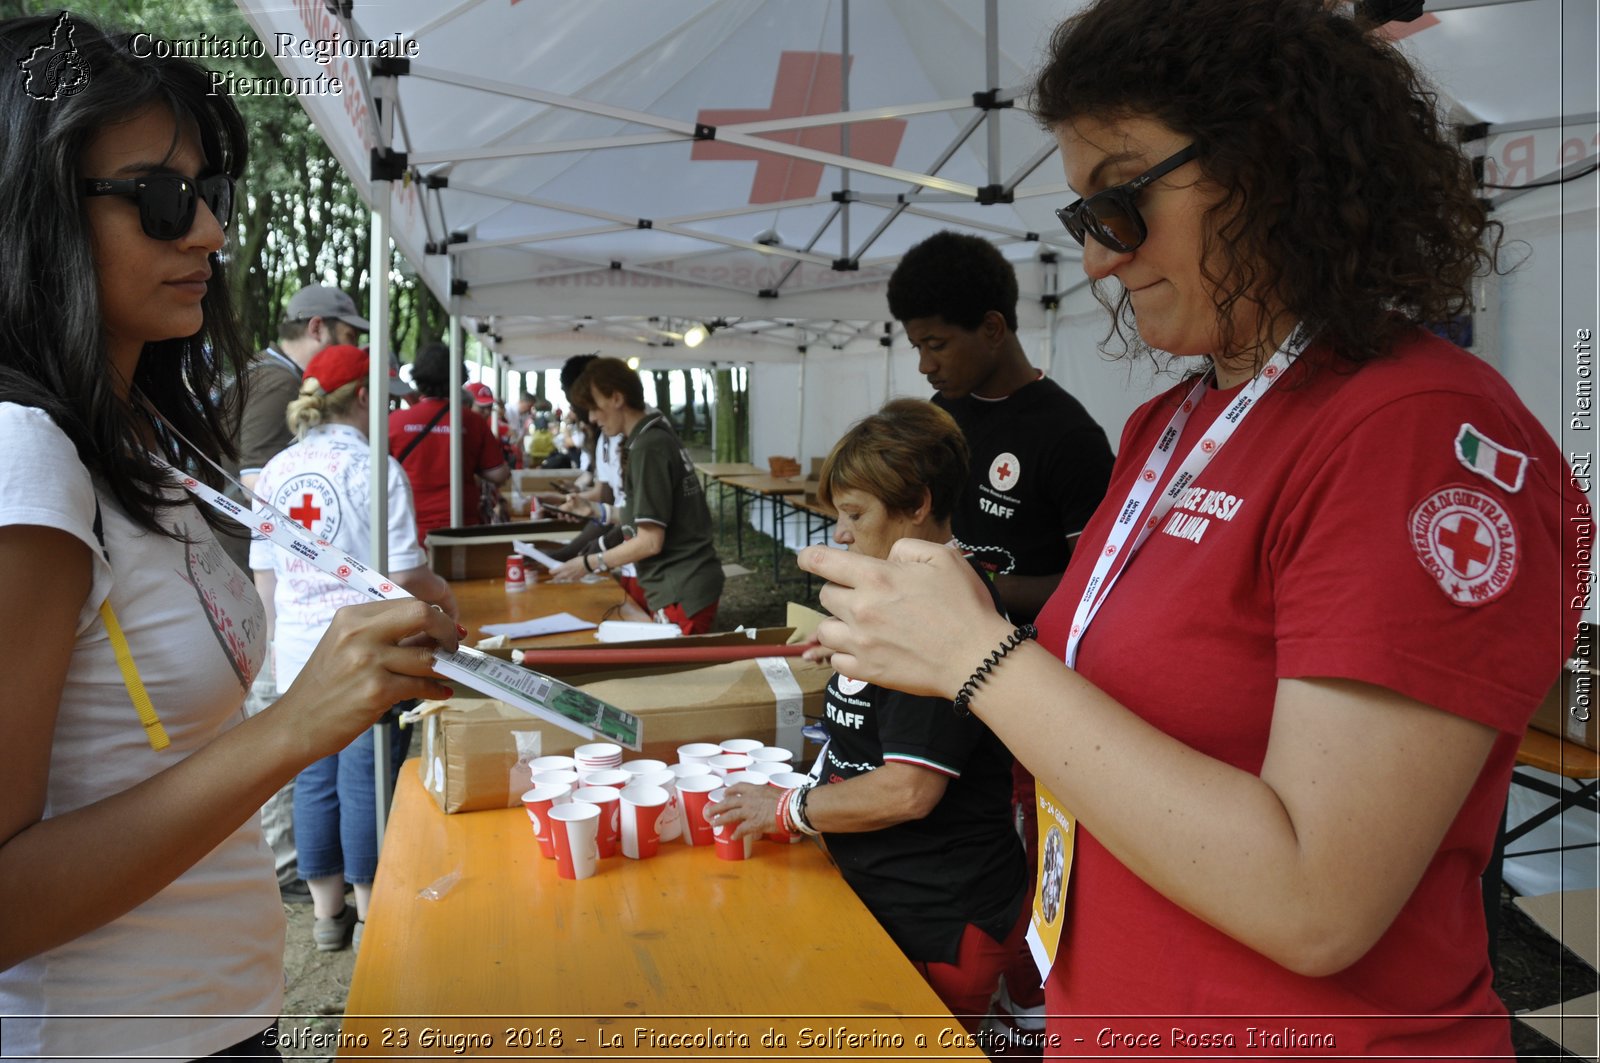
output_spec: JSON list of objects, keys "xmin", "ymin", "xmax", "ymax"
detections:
[
  {"xmin": 593, "ymin": 430, "xmax": 637, "ymax": 577},
  {"xmin": 249, "ymin": 422, "xmax": 428, "ymax": 690},
  {"xmin": 0, "ymin": 404, "xmax": 282, "ymax": 1061}
]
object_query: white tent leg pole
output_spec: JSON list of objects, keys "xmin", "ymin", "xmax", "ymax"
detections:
[
  {"xmin": 370, "ymin": 208, "xmax": 394, "ymax": 849},
  {"xmin": 448, "ymin": 273, "xmax": 464, "ymax": 530}
]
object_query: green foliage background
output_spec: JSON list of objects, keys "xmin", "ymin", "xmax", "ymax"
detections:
[{"xmin": 3, "ymin": 0, "xmax": 451, "ymax": 361}]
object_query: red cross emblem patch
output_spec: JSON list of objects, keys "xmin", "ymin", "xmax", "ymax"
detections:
[
  {"xmin": 1409, "ymin": 484, "xmax": 1518, "ymax": 607},
  {"xmin": 988, "ymin": 452, "xmax": 1022, "ymax": 492}
]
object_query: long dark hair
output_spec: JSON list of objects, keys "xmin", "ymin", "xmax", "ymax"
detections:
[
  {"xmin": 0, "ymin": 12, "xmax": 251, "ymax": 536},
  {"xmin": 1032, "ymin": 0, "xmax": 1500, "ymax": 372}
]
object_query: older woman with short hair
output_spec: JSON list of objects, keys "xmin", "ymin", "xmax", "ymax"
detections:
[{"xmin": 711, "ymin": 398, "xmax": 1026, "ymax": 1032}]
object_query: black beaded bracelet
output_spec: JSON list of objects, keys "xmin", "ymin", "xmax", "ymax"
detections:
[{"xmin": 952, "ymin": 624, "xmax": 1037, "ymax": 714}]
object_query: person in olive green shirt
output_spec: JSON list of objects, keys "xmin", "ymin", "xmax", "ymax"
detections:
[{"xmin": 550, "ymin": 358, "xmax": 723, "ymax": 633}]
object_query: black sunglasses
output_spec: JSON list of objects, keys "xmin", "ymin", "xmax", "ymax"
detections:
[
  {"xmin": 1055, "ymin": 144, "xmax": 1199, "ymax": 253},
  {"xmin": 81, "ymin": 172, "xmax": 235, "ymax": 241}
]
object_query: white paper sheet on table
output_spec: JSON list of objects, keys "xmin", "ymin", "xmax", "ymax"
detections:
[{"xmin": 478, "ymin": 612, "xmax": 598, "ymax": 639}]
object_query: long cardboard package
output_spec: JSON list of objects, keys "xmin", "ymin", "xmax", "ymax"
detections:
[{"xmin": 416, "ymin": 634, "xmax": 829, "ymax": 813}]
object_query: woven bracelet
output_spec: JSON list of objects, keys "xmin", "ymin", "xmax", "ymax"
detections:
[{"xmin": 952, "ymin": 624, "xmax": 1037, "ymax": 715}]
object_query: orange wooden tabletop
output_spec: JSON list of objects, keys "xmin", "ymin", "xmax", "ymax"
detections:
[
  {"xmin": 695, "ymin": 462, "xmax": 764, "ymax": 478},
  {"xmin": 338, "ymin": 769, "xmax": 986, "ymax": 1059},
  {"xmin": 715, "ymin": 474, "xmax": 810, "ymax": 496},
  {"xmin": 1516, "ymin": 727, "xmax": 1600, "ymax": 779},
  {"xmin": 453, "ymin": 576, "xmax": 625, "ymax": 646}
]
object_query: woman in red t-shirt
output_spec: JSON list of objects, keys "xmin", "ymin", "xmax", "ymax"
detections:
[{"xmin": 798, "ymin": 0, "xmax": 1580, "ymax": 1055}]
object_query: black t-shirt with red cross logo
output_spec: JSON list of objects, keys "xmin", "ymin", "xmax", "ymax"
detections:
[
  {"xmin": 818, "ymin": 561, "xmax": 1026, "ymax": 965},
  {"xmin": 934, "ymin": 375, "xmax": 1114, "ymax": 583}
]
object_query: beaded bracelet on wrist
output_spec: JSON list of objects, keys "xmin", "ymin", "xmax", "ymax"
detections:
[
  {"xmin": 790, "ymin": 782, "xmax": 820, "ymax": 836},
  {"xmin": 952, "ymin": 624, "xmax": 1037, "ymax": 715}
]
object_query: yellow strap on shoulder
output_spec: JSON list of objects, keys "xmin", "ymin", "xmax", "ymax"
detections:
[{"xmin": 98, "ymin": 598, "xmax": 170, "ymax": 751}]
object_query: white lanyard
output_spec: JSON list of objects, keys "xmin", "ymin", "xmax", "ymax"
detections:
[{"xmin": 1063, "ymin": 330, "xmax": 1309, "ymax": 668}]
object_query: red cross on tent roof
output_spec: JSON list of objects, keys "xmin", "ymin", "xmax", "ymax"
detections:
[{"xmin": 693, "ymin": 51, "xmax": 908, "ymax": 205}]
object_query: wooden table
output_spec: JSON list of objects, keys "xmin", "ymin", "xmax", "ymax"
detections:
[
  {"xmin": 340, "ymin": 770, "xmax": 985, "ymax": 1058},
  {"xmin": 453, "ymin": 574, "xmax": 627, "ymax": 646},
  {"xmin": 1485, "ymin": 728, "xmax": 1600, "ymax": 960},
  {"xmin": 716, "ymin": 474, "xmax": 809, "ymax": 567}
]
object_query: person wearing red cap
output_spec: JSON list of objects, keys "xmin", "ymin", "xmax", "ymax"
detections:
[{"xmin": 250, "ymin": 345, "xmax": 457, "ymax": 952}]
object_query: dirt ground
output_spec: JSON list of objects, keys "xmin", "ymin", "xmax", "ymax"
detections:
[{"xmin": 270, "ymin": 500, "xmax": 1597, "ymax": 1060}]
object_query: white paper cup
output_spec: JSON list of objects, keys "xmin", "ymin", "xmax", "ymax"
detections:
[
  {"xmin": 738, "ymin": 762, "xmax": 783, "ymax": 780},
  {"xmin": 573, "ymin": 786, "xmax": 623, "ymax": 858},
  {"xmin": 575, "ymin": 742, "xmax": 623, "ymax": 768},
  {"xmin": 718, "ymin": 738, "xmax": 763, "ymax": 756},
  {"xmin": 548, "ymin": 802, "xmax": 600, "ymax": 880},
  {"xmin": 725, "ymin": 771, "xmax": 769, "ymax": 788},
  {"xmin": 707, "ymin": 753, "xmax": 753, "ymax": 778},
  {"xmin": 676, "ymin": 774, "xmax": 722, "ymax": 846},
  {"xmin": 578, "ymin": 768, "xmax": 632, "ymax": 790},
  {"xmin": 520, "ymin": 783, "xmax": 572, "ymax": 859},
  {"xmin": 619, "ymin": 784, "xmax": 670, "ymax": 859},
  {"xmin": 621, "ymin": 758, "xmax": 668, "ymax": 777},
  {"xmin": 707, "ymin": 787, "xmax": 755, "ymax": 861},
  {"xmin": 532, "ymin": 769, "xmax": 581, "ymax": 788},
  {"xmin": 668, "ymin": 761, "xmax": 713, "ymax": 782},
  {"xmin": 529, "ymin": 755, "xmax": 576, "ymax": 774},
  {"xmin": 676, "ymin": 742, "xmax": 722, "ymax": 765},
  {"xmin": 750, "ymin": 746, "xmax": 795, "ymax": 765}
]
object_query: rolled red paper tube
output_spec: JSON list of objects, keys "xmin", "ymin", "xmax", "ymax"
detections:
[{"xmin": 517, "ymin": 641, "xmax": 815, "ymax": 667}]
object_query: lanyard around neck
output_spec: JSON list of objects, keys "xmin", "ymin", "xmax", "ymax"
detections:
[{"xmin": 1063, "ymin": 329, "xmax": 1310, "ymax": 668}]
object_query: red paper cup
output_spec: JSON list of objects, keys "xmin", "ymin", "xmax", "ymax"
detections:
[
  {"xmin": 750, "ymin": 746, "xmax": 795, "ymax": 767},
  {"xmin": 573, "ymin": 786, "xmax": 622, "ymax": 858},
  {"xmin": 548, "ymin": 802, "xmax": 600, "ymax": 880},
  {"xmin": 676, "ymin": 742, "xmax": 722, "ymax": 765},
  {"xmin": 619, "ymin": 784, "xmax": 670, "ymax": 859},
  {"xmin": 707, "ymin": 787, "xmax": 755, "ymax": 861},
  {"xmin": 578, "ymin": 768, "xmax": 631, "ymax": 790},
  {"xmin": 676, "ymin": 774, "xmax": 722, "ymax": 847},
  {"xmin": 532, "ymin": 769, "xmax": 580, "ymax": 788},
  {"xmin": 707, "ymin": 753, "xmax": 753, "ymax": 778},
  {"xmin": 631, "ymin": 769, "xmax": 680, "ymax": 841},
  {"xmin": 529, "ymin": 755, "xmax": 576, "ymax": 774},
  {"xmin": 718, "ymin": 738, "xmax": 763, "ymax": 756},
  {"xmin": 621, "ymin": 759, "xmax": 668, "ymax": 777},
  {"xmin": 505, "ymin": 554, "xmax": 527, "ymax": 592},
  {"xmin": 520, "ymin": 782, "xmax": 573, "ymax": 859},
  {"xmin": 765, "ymin": 771, "xmax": 813, "ymax": 844}
]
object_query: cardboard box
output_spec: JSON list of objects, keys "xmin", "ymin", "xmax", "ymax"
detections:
[
  {"xmin": 1529, "ymin": 623, "xmax": 1599, "ymax": 751},
  {"xmin": 416, "ymin": 644, "xmax": 830, "ymax": 813},
  {"xmin": 427, "ymin": 519, "xmax": 578, "ymax": 580}
]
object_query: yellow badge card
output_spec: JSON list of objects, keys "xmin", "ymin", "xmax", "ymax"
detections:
[{"xmin": 1025, "ymin": 782, "xmax": 1075, "ymax": 981}]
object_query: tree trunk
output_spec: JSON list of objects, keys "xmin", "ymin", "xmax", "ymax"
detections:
[{"xmin": 652, "ymin": 371, "xmax": 675, "ymax": 430}]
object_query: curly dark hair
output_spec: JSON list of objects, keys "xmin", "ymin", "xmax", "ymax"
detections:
[
  {"xmin": 887, "ymin": 231, "xmax": 1019, "ymax": 333},
  {"xmin": 0, "ymin": 13, "xmax": 251, "ymax": 537},
  {"xmin": 1032, "ymin": 0, "xmax": 1500, "ymax": 371}
]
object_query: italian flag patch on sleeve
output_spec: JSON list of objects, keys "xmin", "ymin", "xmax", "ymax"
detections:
[{"xmin": 1454, "ymin": 423, "xmax": 1527, "ymax": 493}]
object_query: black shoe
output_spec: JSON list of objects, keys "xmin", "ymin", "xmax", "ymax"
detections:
[{"xmin": 279, "ymin": 879, "xmax": 313, "ymax": 905}]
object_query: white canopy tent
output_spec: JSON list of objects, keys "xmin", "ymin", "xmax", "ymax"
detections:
[
  {"xmin": 232, "ymin": 0, "xmax": 1595, "ymax": 470},
  {"xmin": 229, "ymin": 0, "xmax": 1596, "ymax": 851}
]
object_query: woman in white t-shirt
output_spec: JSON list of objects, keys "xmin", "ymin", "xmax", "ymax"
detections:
[
  {"xmin": 0, "ymin": 17, "xmax": 460, "ymax": 1061},
  {"xmin": 251, "ymin": 345, "xmax": 456, "ymax": 952}
]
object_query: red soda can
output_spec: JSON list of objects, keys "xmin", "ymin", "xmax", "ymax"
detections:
[{"xmin": 505, "ymin": 553, "xmax": 527, "ymax": 592}]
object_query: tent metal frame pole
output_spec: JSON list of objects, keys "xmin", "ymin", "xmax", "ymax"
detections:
[
  {"xmin": 1489, "ymin": 151, "xmax": 1600, "ymax": 209},
  {"xmin": 405, "ymin": 65, "xmax": 978, "ymax": 196},
  {"xmin": 448, "ymin": 274, "xmax": 465, "ymax": 530},
  {"xmin": 367, "ymin": 64, "xmax": 398, "ymax": 852},
  {"xmin": 985, "ymin": 0, "xmax": 1001, "ymax": 186},
  {"xmin": 840, "ymin": 0, "xmax": 852, "ymax": 265},
  {"xmin": 1479, "ymin": 111, "xmax": 1600, "ymax": 136}
]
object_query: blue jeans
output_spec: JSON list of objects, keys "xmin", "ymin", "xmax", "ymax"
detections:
[{"xmin": 293, "ymin": 718, "xmax": 411, "ymax": 884}]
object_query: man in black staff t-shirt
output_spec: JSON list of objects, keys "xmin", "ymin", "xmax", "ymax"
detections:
[
  {"xmin": 888, "ymin": 231, "xmax": 1114, "ymax": 625},
  {"xmin": 887, "ymin": 230, "xmax": 1114, "ymax": 1041}
]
